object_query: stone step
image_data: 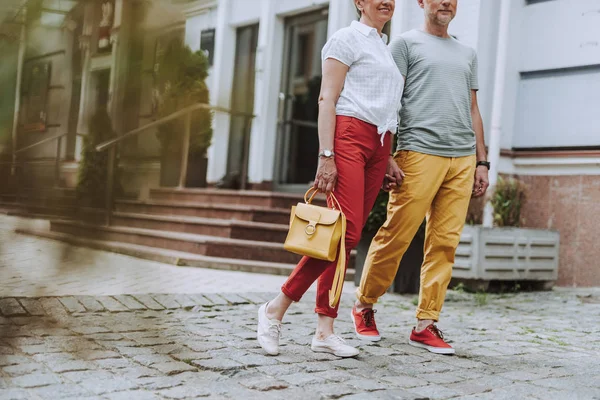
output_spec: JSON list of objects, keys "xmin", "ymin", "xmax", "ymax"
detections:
[
  {"xmin": 14, "ymin": 228, "xmax": 360, "ymax": 280},
  {"xmin": 111, "ymin": 212, "xmax": 289, "ymax": 243},
  {"xmin": 115, "ymin": 200, "xmax": 291, "ymax": 225},
  {"xmin": 148, "ymin": 188, "xmax": 326, "ymax": 209},
  {"xmin": 50, "ymin": 220, "xmax": 305, "ymax": 265}
]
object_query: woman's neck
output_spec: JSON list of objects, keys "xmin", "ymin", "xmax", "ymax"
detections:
[{"xmin": 359, "ymin": 16, "xmax": 384, "ymax": 36}]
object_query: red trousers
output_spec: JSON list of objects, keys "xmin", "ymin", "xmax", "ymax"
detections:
[{"xmin": 281, "ymin": 116, "xmax": 391, "ymax": 318}]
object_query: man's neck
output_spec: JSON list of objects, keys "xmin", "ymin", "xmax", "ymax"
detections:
[{"xmin": 423, "ymin": 20, "xmax": 451, "ymax": 38}]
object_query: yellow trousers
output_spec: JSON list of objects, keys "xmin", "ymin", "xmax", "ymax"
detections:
[{"xmin": 357, "ymin": 150, "xmax": 475, "ymax": 321}]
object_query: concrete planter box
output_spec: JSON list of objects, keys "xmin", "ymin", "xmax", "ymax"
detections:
[{"xmin": 454, "ymin": 225, "xmax": 560, "ymax": 284}]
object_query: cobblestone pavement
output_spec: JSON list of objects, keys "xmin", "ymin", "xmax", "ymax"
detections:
[
  {"xmin": 1, "ymin": 290, "xmax": 600, "ymax": 399},
  {"xmin": 1, "ymin": 216, "xmax": 600, "ymax": 399}
]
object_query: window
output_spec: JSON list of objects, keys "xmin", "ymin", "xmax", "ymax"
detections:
[{"xmin": 200, "ymin": 29, "xmax": 215, "ymax": 67}]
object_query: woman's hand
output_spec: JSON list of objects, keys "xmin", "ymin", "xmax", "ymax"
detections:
[
  {"xmin": 313, "ymin": 157, "xmax": 338, "ymax": 195},
  {"xmin": 382, "ymin": 155, "xmax": 405, "ymax": 191}
]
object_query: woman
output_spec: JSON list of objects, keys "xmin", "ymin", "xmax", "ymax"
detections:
[{"xmin": 257, "ymin": 0, "xmax": 404, "ymax": 358}]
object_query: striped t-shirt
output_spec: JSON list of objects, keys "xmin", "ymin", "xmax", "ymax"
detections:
[{"xmin": 390, "ymin": 30, "xmax": 479, "ymax": 157}]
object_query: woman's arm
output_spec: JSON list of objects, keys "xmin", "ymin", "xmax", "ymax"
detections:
[{"xmin": 313, "ymin": 59, "xmax": 349, "ymax": 194}]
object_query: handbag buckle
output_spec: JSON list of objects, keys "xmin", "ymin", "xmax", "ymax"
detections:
[{"xmin": 304, "ymin": 224, "xmax": 316, "ymax": 236}]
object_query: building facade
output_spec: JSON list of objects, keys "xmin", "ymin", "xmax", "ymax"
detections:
[{"xmin": 1, "ymin": 0, "xmax": 599, "ymax": 286}]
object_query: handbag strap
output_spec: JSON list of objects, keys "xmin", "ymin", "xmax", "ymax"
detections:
[
  {"xmin": 328, "ymin": 210, "xmax": 346, "ymax": 308},
  {"xmin": 304, "ymin": 187, "xmax": 342, "ymax": 211},
  {"xmin": 304, "ymin": 187, "xmax": 346, "ymax": 308}
]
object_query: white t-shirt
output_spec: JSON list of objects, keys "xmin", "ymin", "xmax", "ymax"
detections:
[{"xmin": 322, "ymin": 20, "xmax": 404, "ymax": 145}]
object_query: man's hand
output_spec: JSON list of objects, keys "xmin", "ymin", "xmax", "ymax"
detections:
[
  {"xmin": 472, "ymin": 165, "xmax": 489, "ymax": 197},
  {"xmin": 313, "ymin": 157, "xmax": 338, "ymax": 195},
  {"xmin": 382, "ymin": 155, "xmax": 405, "ymax": 192}
]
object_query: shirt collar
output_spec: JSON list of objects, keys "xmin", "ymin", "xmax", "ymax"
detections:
[{"xmin": 351, "ymin": 20, "xmax": 388, "ymax": 43}]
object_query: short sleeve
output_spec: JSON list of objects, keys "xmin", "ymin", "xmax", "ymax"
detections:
[
  {"xmin": 389, "ymin": 36, "xmax": 409, "ymax": 77},
  {"xmin": 470, "ymin": 50, "xmax": 479, "ymax": 91},
  {"xmin": 321, "ymin": 34, "xmax": 356, "ymax": 66}
]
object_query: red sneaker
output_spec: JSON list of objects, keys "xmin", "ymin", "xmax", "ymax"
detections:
[
  {"xmin": 409, "ymin": 324, "xmax": 455, "ymax": 355},
  {"xmin": 351, "ymin": 306, "xmax": 381, "ymax": 342}
]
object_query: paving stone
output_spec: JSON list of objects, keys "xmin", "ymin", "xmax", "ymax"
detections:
[
  {"xmin": 112, "ymin": 295, "xmax": 147, "ymax": 311},
  {"xmin": 131, "ymin": 295, "xmax": 165, "ymax": 311},
  {"xmin": 157, "ymin": 385, "xmax": 212, "ymax": 399},
  {"xmin": 95, "ymin": 296, "xmax": 129, "ymax": 313},
  {"xmin": 17, "ymin": 298, "xmax": 45, "ymax": 316},
  {"xmin": 192, "ymin": 358, "xmax": 244, "ymax": 372},
  {"xmin": 57, "ymin": 297, "xmax": 86, "ymax": 313},
  {"xmin": 10, "ymin": 373, "xmax": 60, "ymax": 388},
  {"xmin": 379, "ymin": 375, "xmax": 429, "ymax": 388},
  {"xmin": 407, "ymin": 384, "xmax": 462, "ymax": 399},
  {"xmin": 201, "ymin": 293, "xmax": 229, "ymax": 305},
  {"xmin": 135, "ymin": 376, "xmax": 185, "ymax": 390},
  {"xmin": 151, "ymin": 361, "xmax": 197, "ymax": 375},
  {"xmin": 75, "ymin": 296, "xmax": 106, "ymax": 312},
  {"xmin": 187, "ymin": 294, "xmax": 213, "ymax": 307},
  {"xmin": 76, "ymin": 350, "xmax": 121, "ymax": 361},
  {"xmin": 132, "ymin": 354, "xmax": 175, "ymax": 366},
  {"xmin": 304, "ymin": 383, "xmax": 357, "ymax": 398},
  {"xmin": 62, "ymin": 370, "xmax": 114, "ymax": 383},
  {"xmin": 117, "ymin": 366, "xmax": 160, "ymax": 379},
  {"xmin": 78, "ymin": 377, "xmax": 138, "ymax": 395},
  {"xmin": 39, "ymin": 298, "xmax": 68, "ymax": 317},
  {"xmin": 104, "ymin": 390, "xmax": 160, "ymax": 400},
  {"xmin": 279, "ymin": 372, "xmax": 326, "ymax": 386},
  {"xmin": 170, "ymin": 294, "xmax": 198, "ymax": 308},
  {"xmin": 2, "ymin": 363, "xmax": 46, "ymax": 377},
  {"xmin": 235, "ymin": 353, "xmax": 281, "ymax": 367},
  {"xmin": 46, "ymin": 360, "xmax": 96, "ymax": 373},
  {"xmin": 0, "ymin": 388, "xmax": 31, "ymax": 399},
  {"xmin": 151, "ymin": 294, "xmax": 182, "ymax": 310},
  {"xmin": 219, "ymin": 293, "xmax": 250, "ymax": 305},
  {"xmin": 29, "ymin": 383, "xmax": 91, "ymax": 399},
  {"xmin": 20, "ymin": 344, "xmax": 63, "ymax": 355},
  {"xmin": 94, "ymin": 358, "xmax": 134, "ymax": 369},
  {"xmin": 0, "ymin": 299, "xmax": 27, "ymax": 316},
  {"xmin": 239, "ymin": 376, "xmax": 289, "ymax": 391}
]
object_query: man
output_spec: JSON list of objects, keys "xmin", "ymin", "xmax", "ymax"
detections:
[{"xmin": 351, "ymin": 0, "xmax": 490, "ymax": 355}]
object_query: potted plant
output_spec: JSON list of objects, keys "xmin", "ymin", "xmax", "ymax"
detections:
[
  {"xmin": 156, "ymin": 40, "xmax": 212, "ymax": 187},
  {"xmin": 354, "ymin": 189, "xmax": 426, "ymax": 294},
  {"xmin": 454, "ymin": 176, "xmax": 560, "ymax": 289}
]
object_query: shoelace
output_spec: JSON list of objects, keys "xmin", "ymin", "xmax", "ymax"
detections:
[
  {"xmin": 427, "ymin": 324, "xmax": 445, "ymax": 340},
  {"xmin": 267, "ymin": 322, "xmax": 282, "ymax": 339},
  {"xmin": 361, "ymin": 309, "xmax": 377, "ymax": 327},
  {"xmin": 328, "ymin": 334, "xmax": 346, "ymax": 344}
]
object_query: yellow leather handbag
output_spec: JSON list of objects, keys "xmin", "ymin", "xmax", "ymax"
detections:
[{"xmin": 283, "ymin": 187, "xmax": 347, "ymax": 308}]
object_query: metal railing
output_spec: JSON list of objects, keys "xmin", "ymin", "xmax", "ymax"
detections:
[{"xmin": 95, "ymin": 102, "xmax": 255, "ymax": 225}]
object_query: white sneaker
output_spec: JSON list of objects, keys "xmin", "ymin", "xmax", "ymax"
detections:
[
  {"xmin": 257, "ymin": 302, "xmax": 282, "ymax": 356},
  {"xmin": 311, "ymin": 334, "xmax": 359, "ymax": 358}
]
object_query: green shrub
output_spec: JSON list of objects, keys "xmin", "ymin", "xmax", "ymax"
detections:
[
  {"xmin": 490, "ymin": 176, "xmax": 527, "ymax": 227},
  {"xmin": 156, "ymin": 41, "xmax": 212, "ymax": 157},
  {"xmin": 76, "ymin": 108, "xmax": 122, "ymax": 207}
]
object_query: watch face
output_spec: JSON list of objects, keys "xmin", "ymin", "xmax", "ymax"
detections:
[{"xmin": 324, "ymin": 150, "xmax": 332, "ymax": 157}]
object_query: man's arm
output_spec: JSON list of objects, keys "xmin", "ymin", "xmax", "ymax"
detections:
[{"xmin": 471, "ymin": 90, "xmax": 489, "ymax": 197}]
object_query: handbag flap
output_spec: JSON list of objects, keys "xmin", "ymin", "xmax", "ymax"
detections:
[{"xmin": 293, "ymin": 202, "xmax": 340, "ymax": 225}]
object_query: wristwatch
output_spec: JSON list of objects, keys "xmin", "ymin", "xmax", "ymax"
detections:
[
  {"xmin": 476, "ymin": 161, "xmax": 491, "ymax": 170},
  {"xmin": 318, "ymin": 149, "xmax": 335, "ymax": 158}
]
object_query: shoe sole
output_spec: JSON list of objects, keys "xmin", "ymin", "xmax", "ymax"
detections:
[
  {"xmin": 408, "ymin": 339, "xmax": 455, "ymax": 355},
  {"xmin": 351, "ymin": 310, "xmax": 381, "ymax": 342},
  {"xmin": 257, "ymin": 305, "xmax": 279, "ymax": 356},
  {"xmin": 311, "ymin": 346, "xmax": 359, "ymax": 358}
]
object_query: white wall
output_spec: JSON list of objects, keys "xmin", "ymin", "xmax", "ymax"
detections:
[
  {"xmin": 520, "ymin": 0, "xmax": 600, "ymax": 72},
  {"xmin": 509, "ymin": 0, "xmax": 600, "ymax": 150}
]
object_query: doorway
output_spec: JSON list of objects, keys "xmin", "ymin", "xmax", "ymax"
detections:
[
  {"xmin": 275, "ymin": 9, "xmax": 328, "ymax": 190},
  {"xmin": 226, "ymin": 24, "xmax": 259, "ymax": 185}
]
